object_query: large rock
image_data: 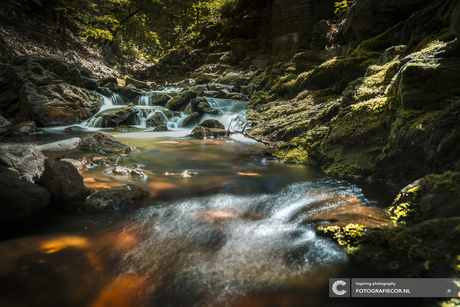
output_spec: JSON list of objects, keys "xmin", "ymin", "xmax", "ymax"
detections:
[
  {"xmin": 191, "ymin": 119, "xmax": 227, "ymax": 138},
  {"xmin": 165, "ymin": 90, "xmax": 198, "ymax": 111},
  {"xmin": 79, "ymin": 132, "xmax": 131, "ymax": 154},
  {"xmin": 392, "ymin": 57, "xmax": 460, "ymax": 109},
  {"xmin": 82, "ymin": 184, "xmax": 146, "ymax": 212},
  {"xmin": 146, "ymin": 111, "xmax": 168, "ymax": 127},
  {"xmin": 60, "ymin": 158, "xmax": 87, "ymax": 173},
  {"xmin": 0, "ymin": 116, "xmax": 12, "ymax": 137},
  {"xmin": 98, "ymin": 106, "xmax": 139, "ymax": 127},
  {"xmin": 181, "ymin": 112, "xmax": 202, "ymax": 127},
  {"xmin": 0, "ymin": 144, "xmax": 46, "ymax": 183},
  {"xmin": 450, "ymin": 0, "xmax": 460, "ymax": 54},
  {"xmin": 419, "ymin": 172, "xmax": 460, "ymax": 220},
  {"xmin": 196, "ymin": 119, "xmax": 225, "ymax": 129},
  {"xmin": 40, "ymin": 159, "xmax": 92, "ymax": 203},
  {"xmin": 19, "ymin": 83, "xmax": 103, "ymax": 126},
  {"xmin": 35, "ymin": 137, "xmax": 81, "ymax": 160},
  {"xmin": 12, "ymin": 121, "xmax": 40, "ymax": 135},
  {"xmin": 125, "ymin": 77, "xmax": 150, "ymax": 89},
  {"xmin": 0, "ymin": 166, "xmax": 50, "ymax": 219},
  {"xmin": 343, "ymin": 0, "xmax": 433, "ymax": 42}
]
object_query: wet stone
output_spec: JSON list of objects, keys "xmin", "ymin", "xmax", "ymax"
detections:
[
  {"xmin": 40, "ymin": 159, "xmax": 92, "ymax": 203},
  {"xmin": 82, "ymin": 184, "xmax": 146, "ymax": 212},
  {"xmin": 79, "ymin": 132, "xmax": 131, "ymax": 154}
]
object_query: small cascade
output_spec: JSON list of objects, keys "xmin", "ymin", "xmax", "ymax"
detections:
[
  {"xmin": 77, "ymin": 88, "xmax": 250, "ymax": 131},
  {"xmin": 138, "ymin": 95, "xmax": 151, "ymax": 106}
]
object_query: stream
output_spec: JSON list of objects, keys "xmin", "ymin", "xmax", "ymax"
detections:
[{"xmin": 0, "ymin": 90, "xmax": 404, "ymax": 307}]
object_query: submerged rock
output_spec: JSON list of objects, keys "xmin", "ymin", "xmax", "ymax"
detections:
[
  {"xmin": 0, "ymin": 116, "xmax": 13, "ymax": 137},
  {"xmin": 0, "ymin": 166, "xmax": 50, "ymax": 219},
  {"xmin": 82, "ymin": 184, "xmax": 146, "ymax": 212},
  {"xmin": 40, "ymin": 159, "xmax": 92, "ymax": 203},
  {"xmin": 107, "ymin": 166, "xmax": 147, "ymax": 179},
  {"xmin": 79, "ymin": 132, "xmax": 131, "ymax": 154},
  {"xmin": 0, "ymin": 144, "xmax": 46, "ymax": 183},
  {"xmin": 12, "ymin": 121, "xmax": 41, "ymax": 135},
  {"xmin": 35, "ymin": 137, "xmax": 81, "ymax": 160}
]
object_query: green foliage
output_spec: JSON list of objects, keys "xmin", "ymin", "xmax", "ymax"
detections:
[
  {"xmin": 334, "ymin": 0, "xmax": 354, "ymax": 16},
  {"xmin": 53, "ymin": 0, "xmax": 235, "ymax": 59}
]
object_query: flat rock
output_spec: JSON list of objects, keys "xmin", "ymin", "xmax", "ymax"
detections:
[
  {"xmin": 0, "ymin": 166, "xmax": 50, "ymax": 219},
  {"xmin": 40, "ymin": 159, "xmax": 92, "ymax": 203},
  {"xmin": 79, "ymin": 132, "xmax": 131, "ymax": 154},
  {"xmin": 0, "ymin": 144, "xmax": 46, "ymax": 183},
  {"xmin": 108, "ymin": 166, "xmax": 147, "ymax": 179},
  {"xmin": 36, "ymin": 137, "xmax": 81, "ymax": 159},
  {"xmin": 82, "ymin": 184, "xmax": 146, "ymax": 212}
]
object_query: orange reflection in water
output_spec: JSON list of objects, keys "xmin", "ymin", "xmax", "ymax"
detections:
[
  {"xmin": 90, "ymin": 275, "xmax": 150, "ymax": 307},
  {"xmin": 41, "ymin": 236, "xmax": 90, "ymax": 254}
]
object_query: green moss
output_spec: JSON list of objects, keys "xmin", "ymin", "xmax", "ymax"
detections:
[
  {"xmin": 387, "ymin": 185, "xmax": 425, "ymax": 225},
  {"xmin": 267, "ymin": 137, "xmax": 310, "ymax": 164},
  {"xmin": 426, "ymin": 171, "xmax": 460, "ymax": 197},
  {"xmin": 318, "ymin": 223, "xmax": 367, "ymax": 251},
  {"xmin": 349, "ymin": 28, "xmax": 395, "ymax": 58},
  {"xmin": 350, "ymin": 218, "xmax": 460, "ymax": 277}
]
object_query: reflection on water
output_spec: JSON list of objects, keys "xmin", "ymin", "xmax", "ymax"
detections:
[{"xmin": 0, "ymin": 90, "xmax": 400, "ymax": 306}]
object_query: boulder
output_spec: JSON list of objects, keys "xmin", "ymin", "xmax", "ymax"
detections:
[
  {"xmin": 165, "ymin": 90, "xmax": 198, "ymax": 111},
  {"xmin": 191, "ymin": 119, "xmax": 227, "ymax": 138},
  {"xmin": 146, "ymin": 111, "xmax": 168, "ymax": 127},
  {"xmin": 343, "ymin": 0, "xmax": 433, "ymax": 42},
  {"xmin": 192, "ymin": 127, "xmax": 228, "ymax": 139},
  {"xmin": 393, "ymin": 57, "xmax": 460, "ymax": 109},
  {"xmin": 0, "ymin": 144, "xmax": 46, "ymax": 183},
  {"xmin": 40, "ymin": 159, "xmax": 92, "ymax": 203},
  {"xmin": 0, "ymin": 116, "xmax": 13, "ymax": 137},
  {"xmin": 0, "ymin": 166, "xmax": 50, "ymax": 219},
  {"xmin": 35, "ymin": 137, "xmax": 81, "ymax": 160},
  {"xmin": 98, "ymin": 106, "xmax": 139, "ymax": 127},
  {"xmin": 18, "ymin": 83, "xmax": 103, "ymax": 126},
  {"xmin": 125, "ymin": 77, "xmax": 150, "ymax": 89},
  {"xmin": 310, "ymin": 20, "xmax": 331, "ymax": 51},
  {"xmin": 152, "ymin": 94, "xmax": 173, "ymax": 106},
  {"xmin": 450, "ymin": 0, "xmax": 460, "ymax": 54},
  {"xmin": 207, "ymin": 83, "xmax": 235, "ymax": 92},
  {"xmin": 12, "ymin": 121, "xmax": 40, "ymax": 135},
  {"xmin": 215, "ymin": 89, "xmax": 231, "ymax": 99},
  {"xmin": 153, "ymin": 124, "xmax": 169, "ymax": 132},
  {"xmin": 197, "ymin": 119, "xmax": 225, "ymax": 129},
  {"xmin": 82, "ymin": 184, "xmax": 146, "ymax": 212},
  {"xmin": 60, "ymin": 158, "xmax": 87, "ymax": 173},
  {"xmin": 79, "ymin": 132, "xmax": 131, "ymax": 154},
  {"xmin": 181, "ymin": 113, "xmax": 202, "ymax": 127},
  {"xmin": 419, "ymin": 172, "xmax": 460, "ymax": 220},
  {"xmin": 227, "ymin": 93, "xmax": 249, "ymax": 101},
  {"xmin": 230, "ymin": 39, "xmax": 250, "ymax": 63}
]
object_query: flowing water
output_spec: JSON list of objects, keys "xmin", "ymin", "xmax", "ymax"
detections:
[{"xmin": 0, "ymin": 90, "xmax": 400, "ymax": 307}]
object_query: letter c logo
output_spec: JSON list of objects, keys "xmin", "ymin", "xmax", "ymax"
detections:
[{"xmin": 332, "ymin": 280, "xmax": 347, "ymax": 296}]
